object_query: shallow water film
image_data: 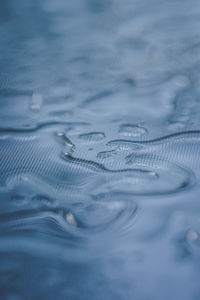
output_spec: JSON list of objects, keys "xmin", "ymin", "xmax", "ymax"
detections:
[{"xmin": 1, "ymin": 1, "xmax": 200, "ymax": 299}]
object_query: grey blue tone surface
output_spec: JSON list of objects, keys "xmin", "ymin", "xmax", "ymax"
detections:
[{"xmin": 0, "ymin": 0, "xmax": 200, "ymax": 299}]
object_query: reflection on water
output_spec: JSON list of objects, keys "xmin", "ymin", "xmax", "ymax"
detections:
[{"xmin": 1, "ymin": 0, "xmax": 200, "ymax": 299}]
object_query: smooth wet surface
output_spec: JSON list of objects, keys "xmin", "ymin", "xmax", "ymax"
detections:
[{"xmin": 1, "ymin": 1, "xmax": 200, "ymax": 299}]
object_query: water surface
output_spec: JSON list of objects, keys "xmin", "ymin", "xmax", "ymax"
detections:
[{"xmin": 1, "ymin": 1, "xmax": 200, "ymax": 299}]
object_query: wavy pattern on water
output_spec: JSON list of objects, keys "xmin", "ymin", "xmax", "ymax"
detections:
[
  {"xmin": 61, "ymin": 152, "xmax": 157, "ymax": 177},
  {"xmin": 0, "ymin": 133, "xmax": 100, "ymax": 195},
  {"xmin": 0, "ymin": 128, "xmax": 198, "ymax": 198},
  {"xmin": 0, "ymin": 210, "xmax": 87, "ymax": 262},
  {"xmin": 124, "ymin": 153, "xmax": 195, "ymax": 195},
  {"xmin": 107, "ymin": 130, "xmax": 200, "ymax": 149},
  {"xmin": 61, "ymin": 152, "xmax": 194, "ymax": 196},
  {"xmin": 0, "ymin": 198, "xmax": 138, "ymax": 258},
  {"xmin": 1, "ymin": 1, "xmax": 200, "ymax": 298},
  {"xmin": 70, "ymin": 200, "xmax": 138, "ymax": 234},
  {"xmin": 0, "ymin": 132, "xmax": 157, "ymax": 199},
  {"xmin": 0, "ymin": 122, "xmax": 91, "ymax": 133}
]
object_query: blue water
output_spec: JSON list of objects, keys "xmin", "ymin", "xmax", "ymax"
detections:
[{"xmin": 1, "ymin": 1, "xmax": 200, "ymax": 299}]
